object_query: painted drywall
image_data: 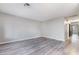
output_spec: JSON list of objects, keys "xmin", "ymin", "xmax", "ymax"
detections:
[
  {"xmin": 0, "ymin": 3, "xmax": 78, "ymax": 21},
  {"xmin": 0, "ymin": 13, "xmax": 41, "ymax": 44},
  {"xmin": 0, "ymin": 17, "xmax": 4, "ymax": 42},
  {"xmin": 41, "ymin": 18, "xmax": 65, "ymax": 41},
  {"xmin": 0, "ymin": 12, "xmax": 65, "ymax": 44}
]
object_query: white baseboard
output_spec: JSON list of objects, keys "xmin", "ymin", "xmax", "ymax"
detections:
[
  {"xmin": 42, "ymin": 36, "xmax": 65, "ymax": 42},
  {"xmin": 0, "ymin": 36, "xmax": 41, "ymax": 45},
  {"xmin": 0, "ymin": 36, "xmax": 64, "ymax": 45}
]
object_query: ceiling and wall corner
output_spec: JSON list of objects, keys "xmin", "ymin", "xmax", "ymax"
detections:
[{"xmin": 0, "ymin": 3, "xmax": 79, "ymax": 21}]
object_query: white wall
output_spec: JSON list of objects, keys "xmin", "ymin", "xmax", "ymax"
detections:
[
  {"xmin": 41, "ymin": 18, "xmax": 65, "ymax": 41},
  {"xmin": 0, "ymin": 13, "xmax": 41, "ymax": 44},
  {"xmin": 0, "ymin": 13, "xmax": 65, "ymax": 44}
]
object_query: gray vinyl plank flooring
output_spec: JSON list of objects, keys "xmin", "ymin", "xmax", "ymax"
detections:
[{"xmin": 0, "ymin": 37, "xmax": 65, "ymax": 55}]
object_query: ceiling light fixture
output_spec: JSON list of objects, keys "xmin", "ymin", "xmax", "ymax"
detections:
[{"xmin": 24, "ymin": 3, "xmax": 30, "ymax": 7}]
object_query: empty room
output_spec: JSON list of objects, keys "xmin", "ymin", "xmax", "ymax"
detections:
[{"xmin": 0, "ymin": 3, "xmax": 79, "ymax": 55}]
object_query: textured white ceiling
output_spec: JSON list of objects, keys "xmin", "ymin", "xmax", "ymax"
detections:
[{"xmin": 0, "ymin": 3, "xmax": 79, "ymax": 21}]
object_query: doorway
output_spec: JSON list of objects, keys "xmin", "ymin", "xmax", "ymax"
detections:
[{"xmin": 64, "ymin": 17, "xmax": 79, "ymax": 54}]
